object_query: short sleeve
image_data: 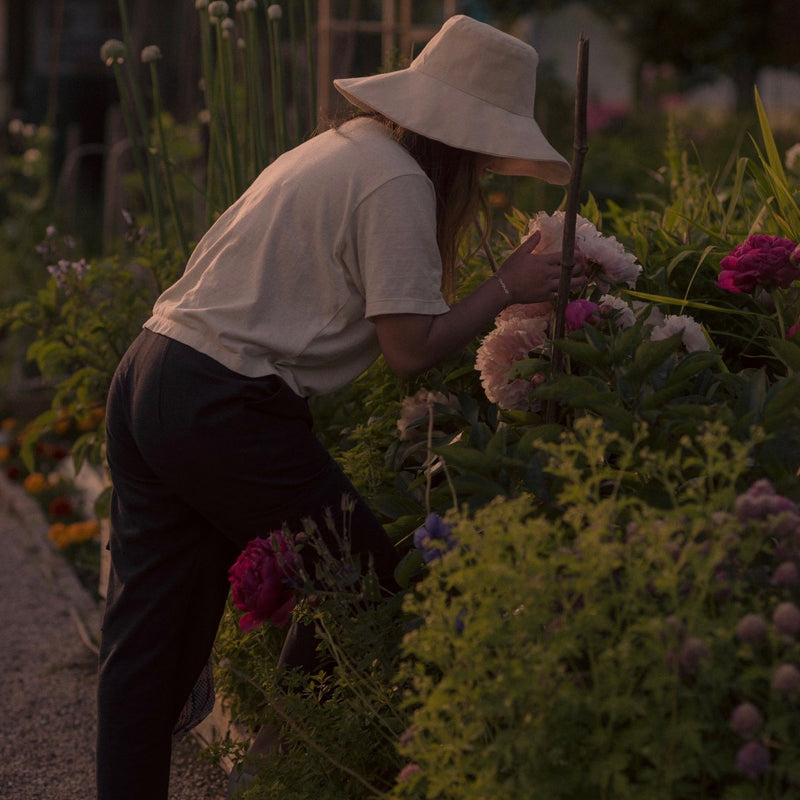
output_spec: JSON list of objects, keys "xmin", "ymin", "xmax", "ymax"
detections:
[{"xmin": 349, "ymin": 173, "xmax": 451, "ymax": 319}]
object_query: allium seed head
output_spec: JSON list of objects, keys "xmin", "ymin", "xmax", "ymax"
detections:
[
  {"xmin": 679, "ymin": 636, "xmax": 709, "ymax": 675},
  {"xmin": 730, "ymin": 702, "xmax": 763, "ymax": 739},
  {"xmin": 736, "ymin": 613, "xmax": 768, "ymax": 644},
  {"xmin": 773, "ymin": 601, "xmax": 800, "ymax": 637},
  {"xmin": 771, "ymin": 561, "xmax": 799, "ymax": 588},
  {"xmin": 267, "ymin": 3, "xmax": 283, "ymax": 20},
  {"xmin": 736, "ymin": 741, "xmax": 770, "ymax": 779},
  {"xmin": 100, "ymin": 39, "xmax": 126, "ymax": 65},
  {"xmin": 140, "ymin": 45, "xmax": 162, "ymax": 63},
  {"xmin": 208, "ymin": 1, "xmax": 230, "ymax": 17},
  {"xmin": 772, "ymin": 663, "xmax": 800, "ymax": 694}
]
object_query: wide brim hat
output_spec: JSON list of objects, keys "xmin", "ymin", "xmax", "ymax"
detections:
[{"xmin": 334, "ymin": 15, "xmax": 571, "ymax": 184}]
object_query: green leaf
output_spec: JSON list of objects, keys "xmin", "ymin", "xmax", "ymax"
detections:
[
  {"xmin": 625, "ymin": 335, "xmax": 682, "ymax": 383},
  {"xmin": 768, "ymin": 337, "xmax": 800, "ymax": 373}
]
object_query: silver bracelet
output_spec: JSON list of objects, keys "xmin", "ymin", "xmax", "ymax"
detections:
[{"xmin": 493, "ymin": 272, "xmax": 512, "ymax": 301}]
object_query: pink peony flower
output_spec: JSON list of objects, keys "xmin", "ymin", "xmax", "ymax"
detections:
[
  {"xmin": 228, "ymin": 531, "xmax": 301, "ymax": 631},
  {"xmin": 527, "ymin": 211, "xmax": 642, "ymax": 289},
  {"xmin": 716, "ymin": 235, "xmax": 800, "ymax": 294},
  {"xmin": 475, "ymin": 316, "xmax": 549, "ymax": 410},
  {"xmin": 649, "ymin": 314, "xmax": 710, "ymax": 352},
  {"xmin": 565, "ymin": 299, "xmax": 600, "ymax": 332}
]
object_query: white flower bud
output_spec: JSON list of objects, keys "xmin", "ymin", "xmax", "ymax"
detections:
[
  {"xmin": 195, "ymin": 0, "xmax": 209, "ymax": 8},
  {"xmin": 267, "ymin": 4, "xmax": 282, "ymax": 20}
]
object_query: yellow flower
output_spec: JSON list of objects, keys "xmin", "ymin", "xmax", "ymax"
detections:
[{"xmin": 23, "ymin": 473, "xmax": 47, "ymax": 494}]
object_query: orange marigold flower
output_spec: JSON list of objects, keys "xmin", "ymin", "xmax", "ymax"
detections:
[
  {"xmin": 1, "ymin": 417, "xmax": 16, "ymax": 431},
  {"xmin": 48, "ymin": 522, "xmax": 68, "ymax": 548},
  {"xmin": 23, "ymin": 472, "xmax": 48, "ymax": 494}
]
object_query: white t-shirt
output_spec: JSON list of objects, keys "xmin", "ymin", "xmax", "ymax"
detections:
[{"xmin": 145, "ymin": 117, "xmax": 450, "ymax": 396}]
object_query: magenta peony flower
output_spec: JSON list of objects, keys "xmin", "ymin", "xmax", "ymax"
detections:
[
  {"xmin": 228, "ymin": 531, "xmax": 301, "ymax": 631},
  {"xmin": 716, "ymin": 235, "xmax": 800, "ymax": 294},
  {"xmin": 788, "ymin": 321, "xmax": 800, "ymax": 338},
  {"xmin": 736, "ymin": 740, "xmax": 770, "ymax": 779},
  {"xmin": 565, "ymin": 299, "xmax": 600, "ymax": 332}
]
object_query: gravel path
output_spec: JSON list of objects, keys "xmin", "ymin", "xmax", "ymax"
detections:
[{"xmin": 0, "ymin": 476, "xmax": 229, "ymax": 800}]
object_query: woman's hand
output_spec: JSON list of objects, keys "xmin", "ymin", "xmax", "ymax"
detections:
[
  {"xmin": 374, "ymin": 231, "xmax": 587, "ymax": 378},
  {"xmin": 496, "ymin": 231, "xmax": 586, "ymax": 304}
]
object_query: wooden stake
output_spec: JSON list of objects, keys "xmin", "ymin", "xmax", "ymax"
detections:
[{"xmin": 545, "ymin": 34, "xmax": 590, "ymax": 424}]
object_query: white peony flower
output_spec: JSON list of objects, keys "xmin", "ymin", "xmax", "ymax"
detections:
[
  {"xmin": 650, "ymin": 314, "xmax": 710, "ymax": 352},
  {"xmin": 598, "ymin": 294, "xmax": 636, "ymax": 328}
]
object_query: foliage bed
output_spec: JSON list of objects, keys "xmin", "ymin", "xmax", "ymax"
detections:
[{"xmin": 0, "ymin": 3, "xmax": 799, "ymax": 798}]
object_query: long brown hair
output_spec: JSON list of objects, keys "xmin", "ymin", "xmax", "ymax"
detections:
[{"xmin": 341, "ymin": 113, "xmax": 488, "ymax": 300}]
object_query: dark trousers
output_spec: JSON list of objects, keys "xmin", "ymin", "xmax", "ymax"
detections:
[{"xmin": 97, "ymin": 329, "xmax": 397, "ymax": 799}]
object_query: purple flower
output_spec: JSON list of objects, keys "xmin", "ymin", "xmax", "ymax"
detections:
[
  {"xmin": 734, "ymin": 479, "xmax": 798, "ymax": 522},
  {"xmin": 678, "ymin": 636, "xmax": 709, "ymax": 675},
  {"xmin": 736, "ymin": 740, "xmax": 770, "ymax": 779},
  {"xmin": 397, "ymin": 763, "xmax": 422, "ymax": 782},
  {"xmin": 413, "ymin": 513, "xmax": 456, "ymax": 564},
  {"xmin": 736, "ymin": 613, "xmax": 768, "ymax": 644},
  {"xmin": 730, "ymin": 702, "xmax": 764, "ymax": 739},
  {"xmin": 717, "ymin": 235, "xmax": 799, "ymax": 294},
  {"xmin": 772, "ymin": 663, "xmax": 800, "ymax": 693},
  {"xmin": 772, "ymin": 601, "xmax": 800, "ymax": 637},
  {"xmin": 771, "ymin": 561, "xmax": 799, "ymax": 588},
  {"xmin": 228, "ymin": 531, "xmax": 301, "ymax": 630},
  {"xmin": 564, "ymin": 299, "xmax": 600, "ymax": 332}
]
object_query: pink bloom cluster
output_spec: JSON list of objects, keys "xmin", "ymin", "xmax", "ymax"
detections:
[
  {"xmin": 474, "ymin": 304, "xmax": 550, "ymax": 410},
  {"xmin": 228, "ymin": 531, "xmax": 301, "ymax": 631},
  {"xmin": 527, "ymin": 211, "xmax": 642, "ymax": 288},
  {"xmin": 716, "ymin": 235, "xmax": 800, "ymax": 294}
]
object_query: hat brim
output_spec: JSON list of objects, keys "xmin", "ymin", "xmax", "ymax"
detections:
[{"xmin": 334, "ymin": 70, "xmax": 571, "ymax": 184}]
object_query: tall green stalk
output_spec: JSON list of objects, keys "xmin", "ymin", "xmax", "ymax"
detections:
[{"xmin": 144, "ymin": 48, "xmax": 189, "ymax": 261}]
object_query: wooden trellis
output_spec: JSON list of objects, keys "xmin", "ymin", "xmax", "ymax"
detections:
[{"xmin": 316, "ymin": 0, "xmax": 457, "ymax": 118}]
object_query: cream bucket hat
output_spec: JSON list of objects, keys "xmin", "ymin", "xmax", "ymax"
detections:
[{"xmin": 333, "ymin": 14, "xmax": 571, "ymax": 184}]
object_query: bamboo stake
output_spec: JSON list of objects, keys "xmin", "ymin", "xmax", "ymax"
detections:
[{"xmin": 545, "ymin": 34, "xmax": 589, "ymax": 424}]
